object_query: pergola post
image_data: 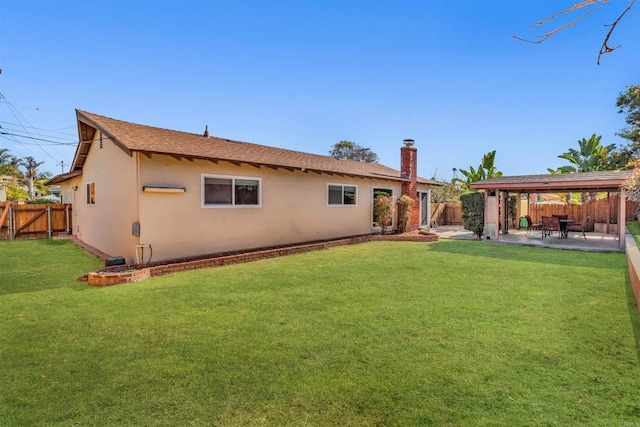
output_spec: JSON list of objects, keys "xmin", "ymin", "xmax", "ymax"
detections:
[
  {"xmin": 494, "ymin": 189, "xmax": 500, "ymax": 241},
  {"xmin": 500, "ymin": 191, "xmax": 508, "ymax": 235},
  {"xmin": 483, "ymin": 189, "xmax": 500, "ymax": 241},
  {"xmin": 619, "ymin": 188, "xmax": 626, "ymax": 249},
  {"xmin": 516, "ymin": 192, "xmax": 522, "ymax": 229}
]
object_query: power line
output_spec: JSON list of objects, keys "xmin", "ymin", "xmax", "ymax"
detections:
[
  {"xmin": 0, "ymin": 125, "xmax": 76, "ymax": 143},
  {"xmin": 0, "ymin": 131, "xmax": 77, "ymax": 145},
  {"xmin": 0, "ymin": 120, "xmax": 76, "ymax": 137},
  {"xmin": 0, "ymin": 92, "xmax": 63, "ymax": 163}
]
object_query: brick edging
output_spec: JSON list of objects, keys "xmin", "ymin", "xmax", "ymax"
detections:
[
  {"xmin": 625, "ymin": 234, "xmax": 640, "ymax": 311},
  {"xmin": 85, "ymin": 233, "xmax": 439, "ymax": 286}
]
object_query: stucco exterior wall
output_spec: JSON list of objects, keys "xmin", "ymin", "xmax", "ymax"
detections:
[
  {"xmin": 68, "ymin": 134, "xmax": 139, "ymax": 262},
  {"xmin": 137, "ymin": 155, "xmax": 404, "ymax": 261}
]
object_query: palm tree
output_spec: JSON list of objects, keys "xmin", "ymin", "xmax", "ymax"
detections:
[
  {"xmin": 0, "ymin": 148, "xmax": 13, "ymax": 175},
  {"xmin": 33, "ymin": 171, "xmax": 52, "ymax": 198},
  {"xmin": 0, "ymin": 155, "xmax": 24, "ymax": 179},
  {"xmin": 20, "ymin": 156, "xmax": 45, "ymax": 200}
]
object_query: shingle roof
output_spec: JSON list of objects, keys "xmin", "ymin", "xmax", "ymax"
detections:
[
  {"xmin": 72, "ymin": 110, "xmax": 439, "ymax": 185},
  {"xmin": 470, "ymin": 170, "xmax": 633, "ymax": 192}
]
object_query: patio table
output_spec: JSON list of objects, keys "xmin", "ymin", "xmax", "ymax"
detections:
[{"xmin": 559, "ymin": 219, "xmax": 573, "ymax": 239}]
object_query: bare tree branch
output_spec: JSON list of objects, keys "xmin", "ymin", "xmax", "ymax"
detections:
[
  {"xmin": 513, "ymin": 1, "xmax": 606, "ymax": 44},
  {"xmin": 530, "ymin": 0, "xmax": 604, "ymax": 27},
  {"xmin": 514, "ymin": 0, "xmax": 635, "ymax": 64},
  {"xmin": 598, "ymin": 0, "xmax": 636, "ymax": 64}
]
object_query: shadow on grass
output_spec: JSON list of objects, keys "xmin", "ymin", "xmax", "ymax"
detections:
[
  {"xmin": 427, "ymin": 239, "xmax": 625, "ymax": 270},
  {"xmin": 0, "ymin": 239, "xmax": 100, "ymax": 296}
]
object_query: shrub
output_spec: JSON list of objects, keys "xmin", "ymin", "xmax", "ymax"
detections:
[
  {"xmin": 373, "ymin": 194, "xmax": 394, "ymax": 234},
  {"xmin": 461, "ymin": 192, "xmax": 484, "ymax": 239},
  {"xmin": 397, "ymin": 195, "xmax": 415, "ymax": 233}
]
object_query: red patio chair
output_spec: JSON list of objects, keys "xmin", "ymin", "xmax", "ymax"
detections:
[
  {"xmin": 566, "ymin": 216, "xmax": 590, "ymax": 239},
  {"xmin": 525, "ymin": 215, "xmax": 541, "ymax": 236},
  {"xmin": 541, "ymin": 216, "xmax": 560, "ymax": 238}
]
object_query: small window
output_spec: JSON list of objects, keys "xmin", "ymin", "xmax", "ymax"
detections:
[
  {"xmin": 86, "ymin": 183, "xmax": 95, "ymax": 205},
  {"xmin": 202, "ymin": 174, "xmax": 261, "ymax": 207},
  {"xmin": 328, "ymin": 184, "xmax": 357, "ymax": 206}
]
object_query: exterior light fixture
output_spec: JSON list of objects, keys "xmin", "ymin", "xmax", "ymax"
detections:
[{"xmin": 142, "ymin": 186, "xmax": 186, "ymax": 193}]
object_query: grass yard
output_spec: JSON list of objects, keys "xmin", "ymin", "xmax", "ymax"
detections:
[{"xmin": 1, "ymin": 238, "xmax": 639, "ymax": 426}]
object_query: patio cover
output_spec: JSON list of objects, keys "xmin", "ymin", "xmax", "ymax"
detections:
[{"xmin": 470, "ymin": 170, "xmax": 634, "ymax": 248}]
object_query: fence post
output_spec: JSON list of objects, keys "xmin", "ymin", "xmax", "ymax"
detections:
[
  {"xmin": 47, "ymin": 205, "xmax": 52, "ymax": 238},
  {"xmin": 65, "ymin": 204, "xmax": 71, "ymax": 235},
  {"xmin": 8, "ymin": 204, "xmax": 13, "ymax": 241}
]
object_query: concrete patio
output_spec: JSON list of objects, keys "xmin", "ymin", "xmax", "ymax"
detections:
[{"xmin": 431, "ymin": 225, "xmax": 623, "ymax": 252}]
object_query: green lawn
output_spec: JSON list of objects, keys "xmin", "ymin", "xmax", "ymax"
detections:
[{"xmin": 1, "ymin": 238, "xmax": 639, "ymax": 426}]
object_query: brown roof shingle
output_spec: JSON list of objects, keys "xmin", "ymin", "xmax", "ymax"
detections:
[
  {"xmin": 470, "ymin": 170, "xmax": 633, "ymax": 192},
  {"xmin": 74, "ymin": 110, "xmax": 439, "ymax": 185}
]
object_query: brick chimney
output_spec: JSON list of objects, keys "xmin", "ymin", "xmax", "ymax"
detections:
[{"xmin": 400, "ymin": 139, "xmax": 420, "ymax": 231}]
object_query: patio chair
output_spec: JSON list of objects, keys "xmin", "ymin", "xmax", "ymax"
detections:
[
  {"xmin": 566, "ymin": 215, "xmax": 590, "ymax": 239},
  {"xmin": 541, "ymin": 215, "xmax": 560, "ymax": 238},
  {"xmin": 524, "ymin": 215, "xmax": 541, "ymax": 235}
]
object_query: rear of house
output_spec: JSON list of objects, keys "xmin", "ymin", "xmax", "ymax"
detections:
[{"xmin": 48, "ymin": 110, "xmax": 439, "ymax": 263}]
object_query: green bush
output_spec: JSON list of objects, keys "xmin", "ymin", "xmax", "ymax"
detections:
[{"xmin": 461, "ymin": 192, "xmax": 484, "ymax": 239}]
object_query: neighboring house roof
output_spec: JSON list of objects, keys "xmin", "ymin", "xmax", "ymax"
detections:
[
  {"xmin": 45, "ymin": 170, "xmax": 82, "ymax": 186},
  {"xmin": 53, "ymin": 110, "xmax": 440, "ymax": 186},
  {"xmin": 470, "ymin": 170, "xmax": 633, "ymax": 193}
]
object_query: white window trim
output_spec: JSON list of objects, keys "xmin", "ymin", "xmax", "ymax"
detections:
[
  {"xmin": 327, "ymin": 183, "xmax": 358, "ymax": 207},
  {"xmin": 201, "ymin": 173, "xmax": 262, "ymax": 208},
  {"xmin": 418, "ymin": 189, "xmax": 432, "ymax": 228},
  {"xmin": 372, "ymin": 187, "xmax": 395, "ymax": 227}
]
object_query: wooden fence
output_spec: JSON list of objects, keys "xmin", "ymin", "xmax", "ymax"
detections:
[
  {"xmin": 432, "ymin": 196, "xmax": 637, "ymax": 230},
  {"xmin": 528, "ymin": 195, "xmax": 637, "ymax": 232},
  {"xmin": 0, "ymin": 202, "xmax": 72, "ymax": 240},
  {"xmin": 431, "ymin": 203, "xmax": 463, "ymax": 226}
]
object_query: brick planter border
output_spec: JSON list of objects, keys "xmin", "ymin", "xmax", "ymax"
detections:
[
  {"xmin": 84, "ymin": 232, "xmax": 439, "ymax": 286},
  {"xmin": 88, "ymin": 267, "xmax": 151, "ymax": 287},
  {"xmin": 625, "ymin": 233, "xmax": 640, "ymax": 311}
]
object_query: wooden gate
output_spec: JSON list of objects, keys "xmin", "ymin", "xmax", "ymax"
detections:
[{"xmin": 0, "ymin": 202, "xmax": 73, "ymax": 240}]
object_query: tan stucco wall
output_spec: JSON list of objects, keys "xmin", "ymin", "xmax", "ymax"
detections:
[
  {"xmin": 137, "ymin": 155, "xmax": 406, "ymax": 261},
  {"xmin": 67, "ymin": 134, "xmax": 140, "ymax": 262}
]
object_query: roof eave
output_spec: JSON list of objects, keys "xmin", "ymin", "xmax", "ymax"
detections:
[
  {"xmin": 45, "ymin": 169, "xmax": 82, "ymax": 185},
  {"xmin": 71, "ymin": 110, "xmax": 133, "ymax": 171},
  {"xmin": 135, "ymin": 149, "xmax": 410, "ymax": 182},
  {"xmin": 471, "ymin": 178, "xmax": 627, "ymax": 192}
]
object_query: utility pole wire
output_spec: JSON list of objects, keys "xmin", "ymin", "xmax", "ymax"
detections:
[{"xmin": 57, "ymin": 160, "xmax": 67, "ymax": 173}]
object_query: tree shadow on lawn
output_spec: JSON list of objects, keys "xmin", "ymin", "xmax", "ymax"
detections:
[
  {"xmin": 0, "ymin": 240, "xmax": 101, "ymax": 296},
  {"xmin": 427, "ymin": 239, "xmax": 625, "ymax": 270}
]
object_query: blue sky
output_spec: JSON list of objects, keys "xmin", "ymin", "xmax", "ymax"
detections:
[{"xmin": 0, "ymin": 0, "xmax": 638, "ymax": 179}]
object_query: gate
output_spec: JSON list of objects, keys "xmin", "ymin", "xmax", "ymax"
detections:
[{"xmin": 0, "ymin": 202, "xmax": 73, "ymax": 240}]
